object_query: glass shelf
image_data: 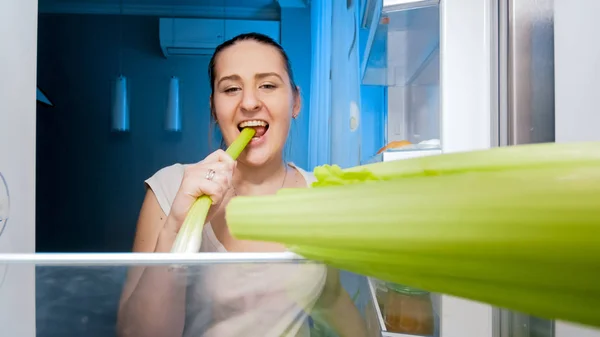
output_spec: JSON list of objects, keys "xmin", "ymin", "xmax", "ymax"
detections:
[
  {"xmin": 0, "ymin": 252, "xmax": 400, "ymax": 337},
  {"xmin": 0, "ymin": 253, "xmax": 442, "ymax": 337}
]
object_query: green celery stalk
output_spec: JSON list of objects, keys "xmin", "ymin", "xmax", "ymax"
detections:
[
  {"xmin": 171, "ymin": 128, "xmax": 256, "ymax": 253},
  {"xmin": 294, "ymin": 245, "xmax": 600, "ymax": 328},
  {"xmin": 312, "ymin": 141, "xmax": 600, "ymax": 187},
  {"xmin": 225, "ymin": 141, "xmax": 600, "ymax": 327}
]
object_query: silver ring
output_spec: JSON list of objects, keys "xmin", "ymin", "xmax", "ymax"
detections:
[{"xmin": 205, "ymin": 169, "xmax": 216, "ymax": 181}]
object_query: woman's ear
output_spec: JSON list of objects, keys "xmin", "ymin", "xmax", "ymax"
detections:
[
  {"xmin": 292, "ymin": 86, "xmax": 301, "ymax": 119},
  {"xmin": 209, "ymin": 95, "xmax": 217, "ymax": 121}
]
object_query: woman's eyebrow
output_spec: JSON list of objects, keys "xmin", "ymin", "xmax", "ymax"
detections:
[
  {"xmin": 217, "ymin": 74, "xmax": 241, "ymax": 86},
  {"xmin": 255, "ymin": 72, "xmax": 283, "ymax": 81},
  {"xmin": 217, "ymin": 72, "xmax": 283, "ymax": 86}
]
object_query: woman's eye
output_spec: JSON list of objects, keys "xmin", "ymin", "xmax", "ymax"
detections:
[
  {"xmin": 261, "ymin": 84, "xmax": 277, "ymax": 90},
  {"xmin": 224, "ymin": 87, "xmax": 240, "ymax": 93}
]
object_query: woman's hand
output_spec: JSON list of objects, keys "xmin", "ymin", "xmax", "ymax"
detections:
[{"xmin": 164, "ymin": 149, "xmax": 235, "ymax": 237}]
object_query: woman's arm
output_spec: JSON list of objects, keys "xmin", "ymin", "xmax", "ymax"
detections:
[
  {"xmin": 312, "ymin": 267, "xmax": 369, "ymax": 337},
  {"xmin": 116, "ymin": 189, "xmax": 187, "ymax": 337}
]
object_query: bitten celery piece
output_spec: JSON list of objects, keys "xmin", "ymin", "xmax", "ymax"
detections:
[
  {"xmin": 171, "ymin": 128, "xmax": 256, "ymax": 253},
  {"xmin": 225, "ymin": 141, "xmax": 600, "ymax": 328}
]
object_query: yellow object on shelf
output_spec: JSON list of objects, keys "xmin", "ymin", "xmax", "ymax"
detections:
[
  {"xmin": 381, "ymin": 283, "xmax": 434, "ymax": 335},
  {"xmin": 226, "ymin": 141, "xmax": 600, "ymax": 328},
  {"xmin": 376, "ymin": 140, "xmax": 412, "ymax": 154}
]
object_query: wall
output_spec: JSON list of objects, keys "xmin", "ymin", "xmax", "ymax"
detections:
[
  {"xmin": 0, "ymin": 0, "xmax": 38, "ymax": 335},
  {"xmin": 357, "ymin": 1, "xmax": 387, "ymax": 165},
  {"xmin": 330, "ymin": 0, "xmax": 363, "ymax": 168},
  {"xmin": 360, "ymin": 84, "xmax": 385, "ymax": 162},
  {"xmin": 36, "ymin": 12, "xmax": 312, "ymax": 253}
]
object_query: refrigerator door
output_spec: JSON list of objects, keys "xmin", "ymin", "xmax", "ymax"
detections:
[
  {"xmin": 495, "ymin": 0, "xmax": 600, "ymax": 337},
  {"xmin": 501, "ymin": 0, "xmax": 555, "ymax": 147},
  {"xmin": 496, "ymin": 1, "xmax": 555, "ymax": 337}
]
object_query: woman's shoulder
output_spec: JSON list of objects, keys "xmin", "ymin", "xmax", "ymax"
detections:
[
  {"xmin": 288, "ymin": 162, "xmax": 317, "ymax": 187},
  {"xmin": 144, "ymin": 163, "xmax": 190, "ymax": 215}
]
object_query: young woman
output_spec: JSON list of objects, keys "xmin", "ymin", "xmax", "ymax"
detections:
[{"xmin": 116, "ymin": 33, "xmax": 368, "ymax": 337}]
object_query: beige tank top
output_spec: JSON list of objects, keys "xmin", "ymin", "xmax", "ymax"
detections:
[{"xmin": 145, "ymin": 163, "xmax": 327, "ymax": 337}]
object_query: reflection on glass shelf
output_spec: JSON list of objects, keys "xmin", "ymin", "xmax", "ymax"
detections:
[{"xmin": 1, "ymin": 253, "xmax": 385, "ymax": 337}]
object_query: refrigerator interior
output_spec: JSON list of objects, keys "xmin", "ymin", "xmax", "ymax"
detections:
[{"xmin": 5, "ymin": 0, "xmax": 599, "ymax": 336}]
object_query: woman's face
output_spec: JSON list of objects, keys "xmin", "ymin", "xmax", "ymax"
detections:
[{"xmin": 211, "ymin": 40, "xmax": 300, "ymax": 167}]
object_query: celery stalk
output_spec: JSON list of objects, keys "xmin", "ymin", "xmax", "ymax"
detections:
[
  {"xmin": 312, "ymin": 141, "xmax": 600, "ymax": 187},
  {"xmin": 171, "ymin": 128, "xmax": 256, "ymax": 253},
  {"xmin": 226, "ymin": 128, "xmax": 258, "ymax": 159},
  {"xmin": 225, "ymin": 141, "xmax": 600, "ymax": 327},
  {"xmin": 294, "ymin": 245, "xmax": 600, "ymax": 328}
]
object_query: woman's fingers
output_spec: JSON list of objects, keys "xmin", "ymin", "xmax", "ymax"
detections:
[
  {"xmin": 179, "ymin": 159, "xmax": 234, "ymax": 206},
  {"xmin": 201, "ymin": 149, "xmax": 235, "ymax": 167},
  {"xmin": 166, "ymin": 149, "xmax": 236, "ymax": 233}
]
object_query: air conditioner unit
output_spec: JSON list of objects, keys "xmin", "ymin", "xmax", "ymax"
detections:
[{"xmin": 159, "ymin": 18, "xmax": 281, "ymax": 58}]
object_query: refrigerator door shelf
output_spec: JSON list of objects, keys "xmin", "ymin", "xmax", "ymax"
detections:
[{"xmin": 383, "ymin": 148, "xmax": 442, "ymax": 162}]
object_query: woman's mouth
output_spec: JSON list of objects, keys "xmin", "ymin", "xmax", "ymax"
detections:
[{"xmin": 238, "ymin": 120, "xmax": 269, "ymax": 144}]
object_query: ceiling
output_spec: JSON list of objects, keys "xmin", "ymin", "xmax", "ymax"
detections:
[
  {"xmin": 38, "ymin": 0, "xmax": 285, "ymax": 20},
  {"xmin": 39, "ymin": 0, "xmax": 278, "ymax": 7}
]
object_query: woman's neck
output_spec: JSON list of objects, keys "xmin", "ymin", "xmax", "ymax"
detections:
[{"xmin": 233, "ymin": 157, "xmax": 287, "ymax": 195}]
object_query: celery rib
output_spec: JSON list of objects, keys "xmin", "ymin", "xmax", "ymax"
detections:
[
  {"xmin": 225, "ymin": 141, "xmax": 600, "ymax": 327},
  {"xmin": 171, "ymin": 128, "xmax": 256, "ymax": 253}
]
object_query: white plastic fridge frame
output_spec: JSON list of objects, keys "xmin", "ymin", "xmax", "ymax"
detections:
[
  {"xmin": 440, "ymin": 1, "xmax": 496, "ymax": 337},
  {"xmin": 0, "ymin": 1, "xmax": 38, "ymax": 337}
]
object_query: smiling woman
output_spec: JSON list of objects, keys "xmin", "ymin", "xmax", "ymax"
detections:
[
  {"xmin": 209, "ymin": 33, "xmax": 300, "ymax": 169},
  {"xmin": 115, "ymin": 33, "xmax": 368, "ymax": 337}
]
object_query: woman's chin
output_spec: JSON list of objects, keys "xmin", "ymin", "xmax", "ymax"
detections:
[
  {"xmin": 240, "ymin": 153, "xmax": 269, "ymax": 167},
  {"xmin": 239, "ymin": 147, "xmax": 281, "ymax": 167}
]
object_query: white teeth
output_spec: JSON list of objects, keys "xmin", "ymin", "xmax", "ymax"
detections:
[{"xmin": 239, "ymin": 120, "xmax": 268, "ymax": 128}]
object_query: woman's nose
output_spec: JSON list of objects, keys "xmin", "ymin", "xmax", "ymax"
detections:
[{"xmin": 241, "ymin": 90, "xmax": 261, "ymax": 112}]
